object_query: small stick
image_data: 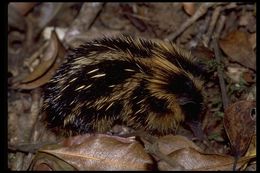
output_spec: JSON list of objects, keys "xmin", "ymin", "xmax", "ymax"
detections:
[
  {"xmin": 164, "ymin": 3, "xmax": 216, "ymax": 41},
  {"xmin": 64, "ymin": 3, "xmax": 105, "ymax": 43},
  {"xmin": 20, "ymin": 89, "xmax": 42, "ymax": 170},
  {"xmin": 203, "ymin": 6, "xmax": 222, "ymax": 46},
  {"xmin": 8, "ymin": 142, "xmax": 56, "ymax": 154},
  {"xmin": 120, "ymin": 12, "xmax": 152, "ymax": 21},
  {"xmin": 232, "ymin": 155, "xmax": 239, "ymax": 171},
  {"xmin": 203, "ymin": 3, "xmax": 237, "ymax": 46},
  {"xmin": 212, "ymin": 15, "xmax": 229, "ymax": 110},
  {"xmin": 87, "ymin": 3, "xmax": 105, "ymax": 30},
  {"xmin": 28, "ymin": 88, "xmax": 42, "ymax": 142}
]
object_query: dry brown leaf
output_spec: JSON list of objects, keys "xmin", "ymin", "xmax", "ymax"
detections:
[
  {"xmin": 157, "ymin": 135, "xmax": 203, "ymax": 155},
  {"xmin": 242, "ymin": 71, "xmax": 255, "ymax": 84},
  {"xmin": 142, "ymin": 134, "xmax": 254, "ymax": 170},
  {"xmin": 30, "ymin": 134, "xmax": 154, "ymax": 171},
  {"xmin": 11, "ymin": 2, "xmax": 37, "ymax": 16},
  {"xmin": 15, "ymin": 57, "xmax": 63, "ymax": 89},
  {"xmin": 182, "ymin": 3, "xmax": 196, "ymax": 16},
  {"xmin": 143, "ymin": 135, "xmax": 203, "ymax": 170},
  {"xmin": 20, "ymin": 31, "xmax": 60, "ymax": 83},
  {"xmin": 158, "ymin": 147, "xmax": 254, "ymax": 171},
  {"xmin": 191, "ymin": 45, "xmax": 215, "ymax": 60},
  {"xmin": 240, "ymin": 135, "xmax": 256, "ymax": 170},
  {"xmin": 248, "ymin": 32, "xmax": 256, "ymax": 50},
  {"xmin": 14, "ymin": 30, "xmax": 66, "ymax": 89},
  {"xmin": 29, "ymin": 152, "xmax": 76, "ymax": 171},
  {"xmin": 245, "ymin": 135, "xmax": 256, "ymax": 157},
  {"xmin": 223, "ymin": 100, "xmax": 256, "ymax": 157},
  {"xmin": 219, "ymin": 31, "xmax": 256, "ymax": 70}
]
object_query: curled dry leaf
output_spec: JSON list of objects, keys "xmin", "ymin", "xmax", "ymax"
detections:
[
  {"xmin": 182, "ymin": 3, "xmax": 196, "ymax": 16},
  {"xmin": 13, "ymin": 30, "xmax": 66, "ymax": 90},
  {"xmin": 219, "ymin": 31, "xmax": 256, "ymax": 71},
  {"xmin": 29, "ymin": 152, "xmax": 76, "ymax": 171},
  {"xmin": 223, "ymin": 100, "xmax": 256, "ymax": 158},
  {"xmin": 20, "ymin": 31, "xmax": 60, "ymax": 83},
  {"xmin": 30, "ymin": 134, "xmax": 154, "ymax": 171},
  {"xmin": 158, "ymin": 147, "xmax": 254, "ymax": 171}
]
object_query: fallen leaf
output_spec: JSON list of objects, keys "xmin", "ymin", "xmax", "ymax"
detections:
[
  {"xmin": 11, "ymin": 2, "xmax": 37, "ymax": 16},
  {"xmin": 191, "ymin": 45, "xmax": 215, "ymax": 60},
  {"xmin": 223, "ymin": 100, "xmax": 256, "ymax": 157},
  {"xmin": 158, "ymin": 147, "xmax": 254, "ymax": 171},
  {"xmin": 248, "ymin": 33, "xmax": 256, "ymax": 50},
  {"xmin": 29, "ymin": 152, "xmax": 76, "ymax": 171},
  {"xmin": 157, "ymin": 135, "xmax": 203, "ymax": 155},
  {"xmin": 219, "ymin": 31, "xmax": 256, "ymax": 71},
  {"xmin": 242, "ymin": 71, "xmax": 255, "ymax": 84},
  {"xmin": 20, "ymin": 31, "xmax": 60, "ymax": 83},
  {"xmin": 30, "ymin": 134, "xmax": 154, "ymax": 171},
  {"xmin": 182, "ymin": 3, "xmax": 196, "ymax": 16},
  {"xmin": 241, "ymin": 135, "xmax": 256, "ymax": 170},
  {"xmin": 142, "ymin": 129, "xmax": 255, "ymax": 170},
  {"xmin": 245, "ymin": 135, "xmax": 256, "ymax": 157},
  {"xmin": 13, "ymin": 30, "xmax": 66, "ymax": 89}
]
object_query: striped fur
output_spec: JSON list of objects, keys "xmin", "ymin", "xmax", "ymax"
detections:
[{"xmin": 42, "ymin": 35, "xmax": 205, "ymax": 136}]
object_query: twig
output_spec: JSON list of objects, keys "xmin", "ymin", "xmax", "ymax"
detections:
[
  {"xmin": 8, "ymin": 144, "xmax": 37, "ymax": 154},
  {"xmin": 233, "ymin": 156, "xmax": 239, "ymax": 171},
  {"xmin": 212, "ymin": 15, "xmax": 229, "ymax": 110},
  {"xmin": 203, "ymin": 3, "xmax": 237, "ymax": 46},
  {"xmin": 8, "ymin": 142, "xmax": 57, "ymax": 154},
  {"xmin": 164, "ymin": 3, "xmax": 216, "ymax": 41},
  {"xmin": 87, "ymin": 3, "xmax": 105, "ymax": 30},
  {"xmin": 28, "ymin": 88, "xmax": 42, "ymax": 142},
  {"xmin": 64, "ymin": 3, "xmax": 105, "ymax": 44},
  {"xmin": 21, "ymin": 89, "xmax": 42, "ymax": 170},
  {"xmin": 120, "ymin": 12, "xmax": 152, "ymax": 21},
  {"xmin": 203, "ymin": 6, "xmax": 222, "ymax": 46}
]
